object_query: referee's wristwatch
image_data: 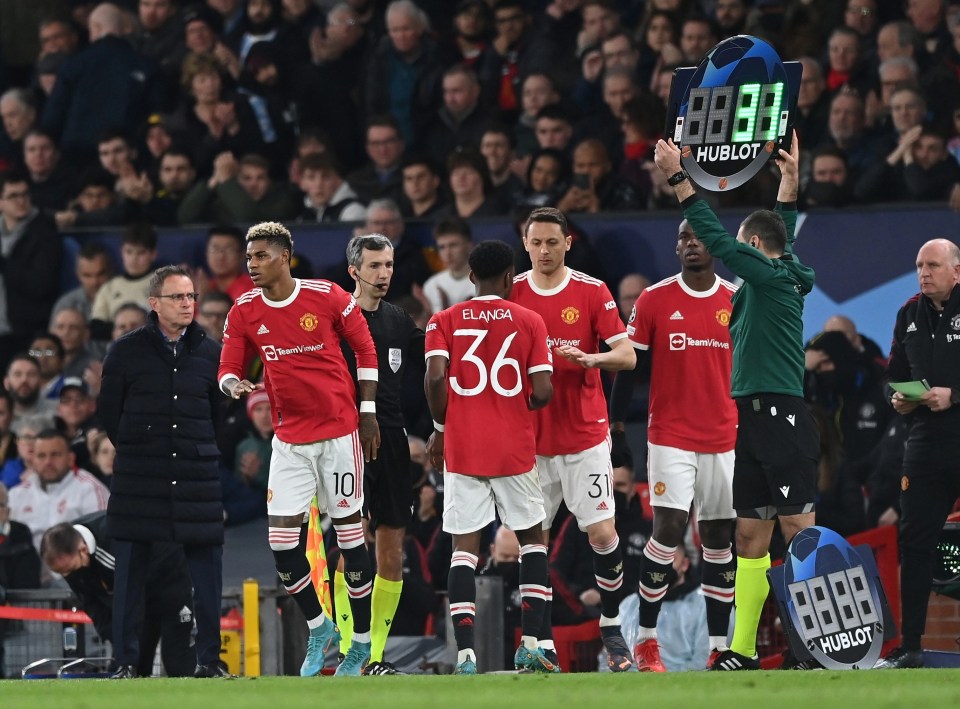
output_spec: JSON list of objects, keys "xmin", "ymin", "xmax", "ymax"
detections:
[{"xmin": 667, "ymin": 170, "xmax": 689, "ymax": 187}]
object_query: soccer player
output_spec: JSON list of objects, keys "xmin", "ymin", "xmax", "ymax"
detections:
[
  {"xmin": 509, "ymin": 207, "xmax": 637, "ymax": 672},
  {"xmin": 609, "ymin": 220, "xmax": 738, "ymax": 671},
  {"xmin": 336, "ymin": 233, "xmax": 425, "ymax": 675},
  {"xmin": 654, "ymin": 134, "xmax": 819, "ymax": 671},
  {"xmin": 218, "ymin": 222, "xmax": 380, "ymax": 677},
  {"xmin": 425, "ymin": 239, "xmax": 554, "ymax": 675}
]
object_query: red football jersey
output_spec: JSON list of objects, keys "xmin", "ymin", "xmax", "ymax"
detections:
[
  {"xmin": 219, "ymin": 279, "xmax": 378, "ymax": 445},
  {"xmin": 425, "ymin": 295, "xmax": 552, "ymax": 477},
  {"xmin": 510, "ymin": 269, "xmax": 627, "ymax": 456},
  {"xmin": 628, "ymin": 274, "xmax": 738, "ymax": 453}
]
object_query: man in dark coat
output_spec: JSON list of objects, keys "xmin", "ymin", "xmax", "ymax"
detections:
[
  {"xmin": 41, "ymin": 512, "xmax": 195, "ymax": 677},
  {"xmin": 98, "ymin": 265, "xmax": 228, "ymax": 679}
]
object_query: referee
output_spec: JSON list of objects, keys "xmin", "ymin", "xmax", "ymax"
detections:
[
  {"xmin": 338, "ymin": 233, "xmax": 426, "ymax": 675},
  {"xmin": 654, "ymin": 133, "xmax": 820, "ymax": 671},
  {"xmin": 878, "ymin": 238, "xmax": 960, "ymax": 669}
]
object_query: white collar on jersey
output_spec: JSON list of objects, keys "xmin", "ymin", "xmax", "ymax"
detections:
[
  {"xmin": 260, "ymin": 278, "xmax": 302, "ymax": 308},
  {"xmin": 471, "ymin": 295, "xmax": 501, "ymax": 301},
  {"xmin": 676, "ymin": 273, "xmax": 721, "ymax": 299},
  {"xmin": 525, "ymin": 267, "xmax": 571, "ymax": 296}
]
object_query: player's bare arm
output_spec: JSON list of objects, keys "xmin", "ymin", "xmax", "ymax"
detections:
[
  {"xmin": 357, "ymin": 379, "xmax": 380, "ymax": 461},
  {"xmin": 528, "ymin": 370, "xmax": 553, "ymax": 410},
  {"xmin": 424, "ymin": 355, "xmax": 448, "ymax": 470},
  {"xmin": 654, "ymin": 139, "xmax": 696, "ymax": 202},
  {"xmin": 775, "ymin": 130, "xmax": 800, "ymax": 202},
  {"xmin": 554, "ymin": 338, "xmax": 635, "ymax": 371},
  {"xmin": 222, "ymin": 377, "xmax": 263, "ymax": 398}
]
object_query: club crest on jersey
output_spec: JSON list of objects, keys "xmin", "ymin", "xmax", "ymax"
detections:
[
  {"xmin": 952, "ymin": 314, "xmax": 960, "ymax": 331},
  {"xmin": 561, "ymin": 306, "xmax": 580, "ymax": 325},
  {"xmin": 654, "ymin": 482, "xmax": 666, "ymax": 496},
  {"xmin": 716, "ymin": 308, "xmax": 731, "ymax": 326},
  {"xmin": 389, "ymin": 347, "xmax": 402, "ymax": 373},
  {"xmin": 300, "ymin": 312, "xmax": 319, "ymax": 331}
]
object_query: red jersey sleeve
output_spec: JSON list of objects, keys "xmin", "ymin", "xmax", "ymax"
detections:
[
  {"xmin": 218, "ymin": 301, "xmax": 251, "ymax": 391},
  {"xmin": 627, "ymin": 288, "xmax": 655, "ymax": 349},
  {"xmin": 424, "ymin": 313, "xmax": 449, "ymax": 361},
  {"xmin": 595, "ymin": 283, "xmax": 628, "ymax": 345},
  {"xmin": 331, "ymin": 286, "xmax": 378, "ymax": 380},
  {"xmin": 527, "ymin": 314, "xmax": 553, "ymax": 374}
]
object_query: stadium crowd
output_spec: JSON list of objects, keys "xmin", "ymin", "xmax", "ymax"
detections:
[{"xmin": 0, "ymin": 0, "xmax": 958, "ymax": 676}]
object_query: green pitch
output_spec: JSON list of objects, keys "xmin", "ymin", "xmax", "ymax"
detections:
[{"xmin": 3, "ymin": 671, "xmax": 959, "ymax": 709}]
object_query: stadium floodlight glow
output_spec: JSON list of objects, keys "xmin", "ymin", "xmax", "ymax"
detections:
[{"xmin": 664, "ymin": 35, "xmax": 802, "ymax": 192}]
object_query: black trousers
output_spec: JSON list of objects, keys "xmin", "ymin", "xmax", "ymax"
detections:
[
  {"xmin": 113, "ymin": 540, "xmax": 223, "ymax": 669},
  {"xmin": 898, "ymin": 461, "xmax": 960, "ymax": 646}
]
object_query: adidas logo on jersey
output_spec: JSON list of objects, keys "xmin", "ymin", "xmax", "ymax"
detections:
[
  {"xmin": 336, "ymin": 499, "xmax": 350, "ymax": 509},
  {"xmin": 596, "ymin": 500, "xmax": 609, "ymax": 511},
  {"xmin": 257, "ymin": 324, "xmax": 270, "ymax": 335},
  {"xmin": 669, "ymin": 310, "xmax": 684, "ymax": 320},
  {"xmin": 906, "ymin": 322, "xmax": 917, "ymax": 332}
]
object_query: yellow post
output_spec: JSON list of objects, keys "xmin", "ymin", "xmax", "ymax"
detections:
[{"xmin": 242, "ymin": 578, "xmax": 261, "ymax": 677}]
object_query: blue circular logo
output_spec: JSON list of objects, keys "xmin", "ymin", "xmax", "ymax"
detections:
[{"xmin": 673, "ymin": 36, "xmax": 792, "ymax": 191}]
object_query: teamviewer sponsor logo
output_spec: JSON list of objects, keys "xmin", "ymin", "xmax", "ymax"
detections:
[
  {"xmin": 262, "ymin": 345, "xmax": 278, "ymax": 361},
  {"xmin": 669, "ymin": 333, "xmax": 686, "ymax": 350}
]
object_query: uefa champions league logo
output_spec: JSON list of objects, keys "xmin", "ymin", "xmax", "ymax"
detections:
[{"xmin": 668, "ymin": 36, "xmax": 801, "ymax": 192}]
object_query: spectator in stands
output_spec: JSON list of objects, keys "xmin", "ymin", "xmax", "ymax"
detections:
[
  {"xmin": 0, "ymin": 171, "xmax": 64, "ymax": 368},
  {"xmin": 1, "ymin": 414, "xmax": 53, "ymax": 489},
  {"xmin": 826, "ymin": 26, "xmax": 872, "ymax": 97},
  {"xmin": 208, "ymin": 0, "xmax": 245, "ymax": 37},
  {"xmin": 55, "ymin": 166, "xmax": 134, "ymax": 228},
  {"xmin": 822, "ymin": 313, "xmax": 886, "ymax": 368},
  {"xmin": 50, "ymin": 308, "xmax": 97, "ymax": 380},
  {"xmin": 8, "ymin": 428, "xmax": 109, "ymax": 550},
  {"xmin": 196, "ymin": 291, "xmax": 232, "ymax": 344},
  {"xmin": 52, "ymin": 243, "xmax": 114, "ymax": 323},
  {"xmin": 90, "ymin": 223, "xmax": 157, "ymax": 338},
  {"xmin": 906, "ymin": 0, "xmax": 950, "ymax": 70},
  {"xmin": 514, "ymin": 73, "xmax": 559, "ymax": 158},
  {"xmin": 286, "ymin": 126, "xmax": 333, "ymax": 186},
  {"xmin": 0, "ymin": 393, "xmax": 18, "ymax": 480},
  {"xmin": 140, "ymin": 148, "xmax": 198, "ymax": 225},
  {"xmin": 41, "ymin": 2, "xmax": 161, "ymax": 166},
  {"xmin": 479, "ymin": 525, "xmax": 523, "ymax": 669},
  {"xmin": 236, "ymin": 40, "xmax": 298, "ymax": 172},
  {"xmin": 89, "ymin": 430, "xmax": 116, "ymax": 483},
  {"xmin": 34, "ymin": 52, "xmax": 70, "ymax": 99},
  {"xmin": 481, "ymin": 124, "xmax": 524, "ymax": 210},
  {"xmin": 200, "ymin": 225, "xmax": 254, "ymax": 303},
  {"xmin": 0, "ymin": 89, "xmax": 39, "ymax": 169},
  {"xmin": 28, "ymin": 333, "xmax": 66, "ymax": 400},
  {"xmin": 178, "ymin": 152, "xmax": 297, "ymax": 223},
  {"xmin": 440, "ymin": 147, "xmax": 507, "ymax": 218},
  {"xmin": 364, "ymin": 0, "xmax": 444, "ymax": 146},
  {"xmin": 877, "ymin": 20, "xmax": 920, "ymax": 65},
  {"xmin": 140, "ymin": 115, "xmax": 175, "ymax": 182},
  {"xmin": 135, "ymin": 0, "xmax": 185, "ymax": 71},
  {"xmin": 37, "ymin": 16, "xmax": 81, "ymax": 59},
  {"xmin": 557, "ymin": 138, "xmax": 641, "ymax": 213},
  {"xmin": 860, "ymin": 124, "xmax": 960, "ymax": 203},
  {"xmin": 181, "ymin": 5, "xmax": 240, "ymax": 79},
  {"xmin": 679, "ymin": 15, "xmax": 718, "ymax": 63},
  {"xmin": 233, "ymin": 388, "xmax": 271, "ymax": 494},
  {"xmin": 616, "ymin": 272, "xmax": 651, "ymax": 323},
  {"xmin": 801, "ymin": 146, "xmax": 856, "ymax": 209},
  {"xmin": 111, "ymin": 303, "xmax": 148, "ymax": 343},
  {"xmin": 96, "ymin": 129, "xmax": 141, "ymax": 186},
  {"xmin": 297, "ymin": 153, "xmax": 367, "ymax": 223},
  {"xmin": 347, "ymin": 115, "xmax": 406, "ymax": 205},
  {"xmin": 41, "ymin": 514, "xmax": 195, "ymax": 677},
  {"xmin": 869, "ymin": 56, "xmax": 921, "ymax": 130},
  {"xmin": 822, "ymin": 89, "xmax": 878, "ymax": 180},
  {"xmin": 518, "ymin": 147, "xmax": 569, "ymax": 208},
  {"xmin": 713, "ymin": 0, "xmax": 747, "ymax": 38},
  {"xmin": 478, "ymin": 0, "xmax": 558, "ymax": 119},
  {"xmin": 56, "ymin": 377, "xmax": 99, "ymax": 474},
  {"xmin": 534, "ymin": 104, "xmax": 575, "ymax": 156},
  {"xmin": 0, "ymin": 480, "xmax": 42, "ymax": 678},
  {"xmin": 441, "ymin": 0, "xmax": 490, "ymax": 69},
  {"xmin": 793, "ymin": 57, "xmax": 830, "ymax": 152},
  {"xmin": 422, "ymin": 218, "xmax": 474, "ymax": 315},
  {"xmin": 635, "ymin": 10, "xmax": 682, "ymax": 93},
  {"xmin": 23, "ymin": 129, "xmax": 75, "ymax": 213},
  {"xmin": 167, "ymin": 52, "xmax": 264, "ymax": 179},
  {"xmin": 5, "ymin": 355, "xmax": 56, "ymax": 424},
  {"xmin": 424, "ymin": 64, "xmax": 492, "ymax": 166},
  {"xmin": 399, "ymin": 154, "xmax": 447, "ymax": 219}
]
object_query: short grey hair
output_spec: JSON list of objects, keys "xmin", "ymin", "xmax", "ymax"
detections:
[
  {"xmin": 149, "ymin": 265, "xmax": 192, "ymax": 297},
  {"xmin": 386, "ymin": 0, "xmax": 430, "ymax": 32},
  {"xmin": 13, "ymin": 414, "xmax": 55, "ymax": 436},
  {"xmin": 366, "ymin": 198, "xmax": 402, "ymax": 220},
  {"xmin": 0, "ymin": 88, "xmax": 36, "ymax": 111},
  {"xmin": 879, "ymin": 55, "xmax": 918, "ymax": 80},
  {"xmin": 346, "ymin": 233, "xmax": 393, "ymax": 270}
]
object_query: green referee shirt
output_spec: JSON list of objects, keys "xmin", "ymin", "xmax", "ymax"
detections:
[{"xmin": 682, "ymin": 197, "xmax": 815, "ymax": 398}]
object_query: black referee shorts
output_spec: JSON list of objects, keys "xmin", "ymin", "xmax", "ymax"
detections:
[
  {"xmin": 363, "ymin": 426, "xmax": 414, "ymax": 529},
  {"xmin": 733, "ymin": 394, "xmax": 819, "ymax": 519}
]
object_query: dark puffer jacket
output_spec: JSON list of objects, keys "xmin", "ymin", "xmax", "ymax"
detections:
[{"xmin": 99, "ymin": 314, "xmax": 224, "ymax": 545}]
